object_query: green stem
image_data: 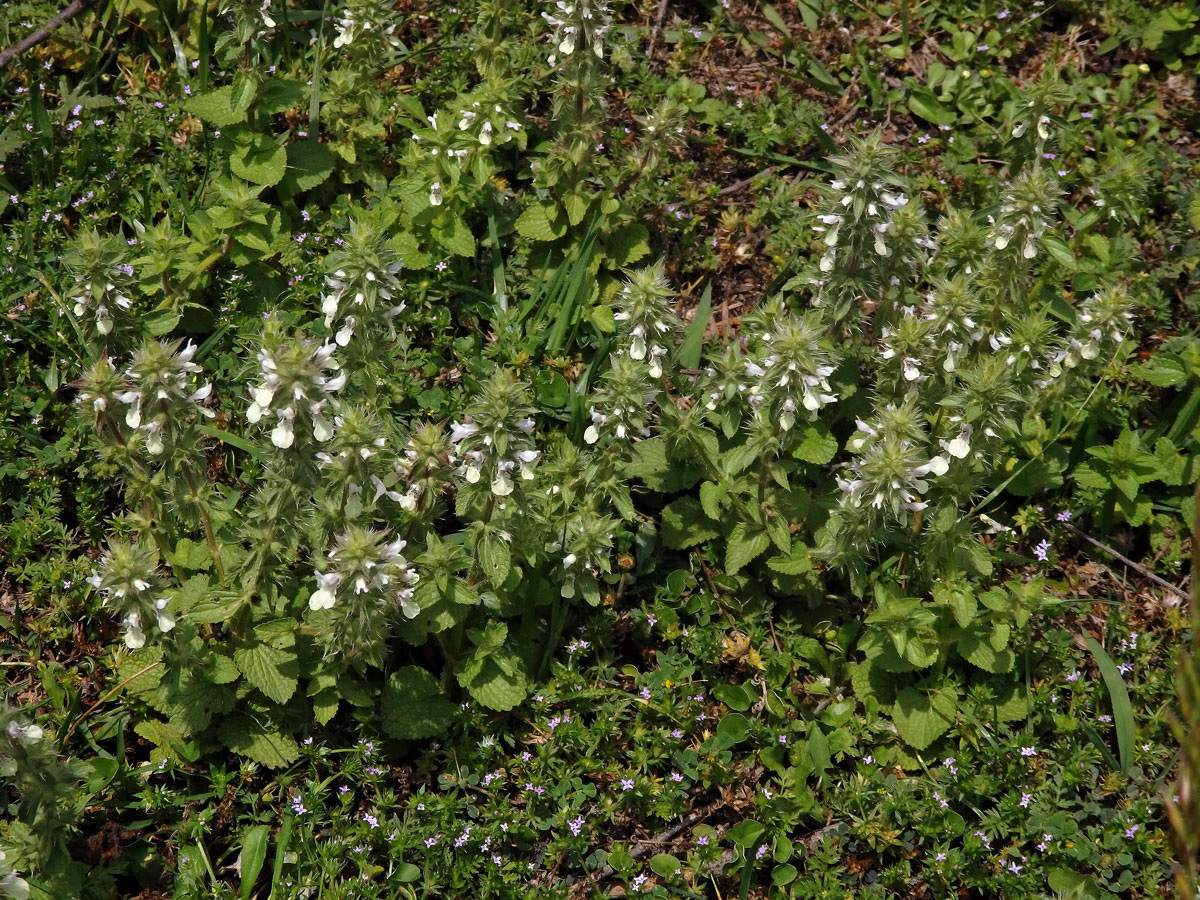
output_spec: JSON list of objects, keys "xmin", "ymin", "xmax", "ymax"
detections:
[{"xmin": 183, "ymin": 467, "xmax": 225, "ymax": 582}]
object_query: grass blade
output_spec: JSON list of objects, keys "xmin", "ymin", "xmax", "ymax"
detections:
[
  {"xmin": 1083, "ymin": 633, "xmax": 1135, "ymax": 774},
  {"xmin": 238, "ymin": 824, "xmax": 270, "ymax": 900},
  {"xmin": 675, "ymin": 282, "xmax": 711, "ymax": 370}
]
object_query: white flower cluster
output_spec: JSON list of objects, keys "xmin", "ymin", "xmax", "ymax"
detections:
[
  {"xmin": 450, "ymin": 417, "xmax": 538, "ymax": 496},
  {"xmin": 86, "ymin": 542, "xmax": 175, "ymax": 650},
  {"xmin": 743, "ymin": 309, "xmax": 839, "ymax": 432},
  {"xmin": 321, "ymin": 262, "xmax": 405, "ymax": 346},
  {"xmin": 246, "ymin": 337, "xmax": 345, "ymax": 450},
  {"xmin": 986, "ymin": 168, "xmax": 1057, "ymax": 261},
  {"xmin": 332, "ymin": 0, "xmax": 402, "ymax": 50},
  {"xmin": 118, "ymin": 341, "xmax": 214, "ymax": 455},
  {"xmin": 542, "ymin": 0, "xmax": 611, "ymax": 65},
  {"xmin": 455, "ymin": 101, "xmax": 523, "ymax": 149},
  {"xmin": 612, "ymin": 263, "xmax": 680, "ymax": 380},
  {"xmin": 584, "ymin": 355, "xmax": 655, "ymax": 444},
  {"xmin": 1055, "ymin": 286, "xmax": 1134, "ymax": 370},
  {"xmin": 308, "ymin": 528, "xmax": 419, "ymax": 617},
  {"xmin": 814, "ymin": 180, "xmax": 908, "ymax": 273},
  {"xmin": 70, "ymin": 269, "xmax": 133, "ymax": 336}
]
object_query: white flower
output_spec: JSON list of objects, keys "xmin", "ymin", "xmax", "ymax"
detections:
[
  {"xmin": 430, "ymin": 181, "xmax": 443, "ymax": 206},
  {"xmin": 309, "ymin": 572, "xmax": 342, "ymax": 610}
]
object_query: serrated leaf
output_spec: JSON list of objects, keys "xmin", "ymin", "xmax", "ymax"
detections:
[
  {"xmin": 381, "ymin": 667, "xmax": 455, "ymax": 739},
  {"xmin": 457, "ymin": 653, "xmax": 527, "ymax": 711},
  {"xmin": 726, "ymin": 522, "xmax": 770, "ymax": 576},
  {"xmin": 171, "ymin": 537, "xmax": 211, "ymax": 571},
  {"xmin": 957, "ymin": 631, "xmax": 1014, "ymax": 673},
  {"xmin": 563, "ymin": 192, "xmax": 589, "ymax": 226},
  {"xmin": 185, "ymin": 85, "xmax": 246, "ymax": 125},
  {"xmin": 234, "ymin": 643, "xmax": 298, "ymax": 705},
  {"xmin": 477, "ymin": 531, "xmax": 510, "ymax": 586},
  {"xmin": 218, "ymin": 717, "xmax": 299, "ymax": 768},
  {"xmin": 285, "ymin": 140, "xmax": 335, "ymax": 192},
  {"xmin": 516, "ymin": 202, "xmax": 567, "ymax": 241},
  {"xmin": 436, "ymin": 214, "xmax": 476, "ymax": 257},
  {"xmin": 258, "ymin": 78, "xmax": 306, "ymax": 114},
  {"xmin": 933, "ymin": 580, "xmax": 976, "ymax": 626},
  {"xmin": 792, "ymin": 423, "xmax": 838, "ymax": 464},
  {"xmin": 604, "ymin": 223, "xmax": 650, "ymax": 266},
  {"xmin": 767, "ymin": 545, "xmax": 811, "ymax": 575},
  {"xmin": 661, "ymin": 496, "xmax": 721, "ymax": 549},
  {"xmin": 311, "ymin": 689, "xmax": 339, "ymax": 725},
  {"xmin": 231, "ymin": 136, "xmax": 287, "ymax": 186},
  {"xmin": 892, "ymin": 685, "xmax": 957, "ymax": 750},
  {"xmin": 118, "ymin": 647, "xmax": 165, "ymax": 698},
  {"xmin": 698, "ymin": 481, "xmax": 725, "ymax": 520}
]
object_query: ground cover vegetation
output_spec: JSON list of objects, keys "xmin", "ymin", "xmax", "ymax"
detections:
[{"xmin": 0, "ymin": 0, "xmax": 1198, "ymax": 896}]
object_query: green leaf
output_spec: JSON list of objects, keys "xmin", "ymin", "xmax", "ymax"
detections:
[
  {"xmin": 563, "ymin": 191, "xmax": 590, "ymax": 226},
  {"xmin": 726, "ymin": 522, "xmax": 770, "ymax": 576},
  {"xmin": 311, "ymin": 689, "xmax": 339, "ymax": 725},
  {"xmin": 186, "ymin": 85, "xmax": 246, "ymax": 125},
  {"xmin": 285, "ymin": 140, "xmax": 335, "ymax": 192},
  {"xmin": 717, "ymin": 712, "xmax": 750, "ymax": 743},
  {"xmin": 676, "ymin": 283, "xmax": 711, "ymax": 370},
  {"xmin": 649, "ymin": 854, "xmax": 681, "ymax": 877},
  {"xmin": 436, "ymin": 215, "xmax": 476, "ymax": 257},
  {"xmin": 477, "ymin": 531, "xmax": 511, "ymax": 586},
  {"xmin": 171, "ymin": 537, "xmax": 211, "ymax": 571},
  {"xmin": 767, "ymin": 544, "xmax": 811, "ymax": 575},
  {"xmin": 1083, "ymin": 634, "xmax": 1135, "ymax": 774},
  {"xmin": 792, "ymin": 422, "xmax": 838, "ymax": 464},
  {"xmin": 516, "ymin": 202, "xmax": 567, "ymax": 241},
  {"xmin": 394, "ymin": 863, "xmax": 421, "ymax": 883},
  {"xmin": 259, "ymin": 78, "xmax": 306, "ymax": 114},
  {"xmin": 1041, "ymin": 234, "xmax": 1076, "ymax": 270},
  {"xmin": 231, "ymin": 135, "xmax": 287, "ymax": 186},
  {"xmin": 892, "ymin": 685, "xmax": 957, "ymax": 750},
  {"xmin": 727, "ymin": 819, "xmax": 765, "ymax": 847},
  {"xmin": 381, "ymin": 667, "xmax": 455, "ymax": 739},
  {"xmin": 1135, "ymin": 352, "xmax": 1189, "ymax": 388},
  {"xmin": 661, "ymin": 497, "xmax": 720, "ymax": 549},
  {"xmin": 143, "ymin": 308, "xmax": 180, "ymax": 337},
  {"xmin": 907, "ymin": 89, "xmax": 955, "ymax": 126},
  {"xmin": 457, "ymin": 653, "xmax": 528, "ymax": 711},
  {"xmin": 957, "ymin": 630, "xmax": 1014, "ymax": 673},
  {"xmin": 934, "ymin": 580, "xmax": 976, "ymax": 626},
  {"xmin": 238, "ymin": 825, "xmax": 270, "ymax": 900},
  {"xmin": 233, "ymin": 642, "xmax": 298, "ymax": 705},
  {"xmin": 713, "ymin": 682, "xmax": 753, "ymax": 711},
  {"xmin": 604, "ymin": 223, "xmax": 650, "ymax": 267},
  {"xmin": 698, "ymin": 480, "xmax": 725, "ymax": 520},
  {"xmin": 772, "ymin": 864, "xmax": 798, "ymax": 887},
  {"xmin": 218, "ymin": 717, "xmax": 299, "ymax": 768}
]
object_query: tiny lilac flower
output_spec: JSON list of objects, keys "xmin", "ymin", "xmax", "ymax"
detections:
[
  {"xmin": 1020, "ymin": 746, "xmax": 1036, "ymax": 757},
  {"xmin": 1034, "ymin": 539, "xmax": 1051, "ymax": 561},
  {"xmin": 621, "ymin": 778, "xmax": 635, "ymax": 790},
  {"xmin": 670, "ymin": 772, "xmax": 683, "ymax": 782},
  {"xmin": 1019, "ymin": 792, "xmax": 1032, "ymax": 808}
]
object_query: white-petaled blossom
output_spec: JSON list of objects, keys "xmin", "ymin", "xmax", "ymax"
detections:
[
  {"xmin": 86, "ymin": 541, "xmax": 175, "ymax": 649},
  {"xmin": 986, "ymin": 167, "xmax": 1059, "ymax": 261},
  {"xmin": 449, "ymin": 371, "xmax": 540, "ymax": 497},
  {"xmin": 0, "ymin": 848, "xmax": 30, "ymax": 900},
  {"xmin": 246, "ymin": 321, "xmax": 345, "ymax": 450},
  {"xmin": 742, "ymin": 300, "xmax": 840, "ymax": 430},
  {"xmin": 584, "ymin": 354, "xmax": 655, "ymax": 445},
  {"xmin": 62, "ymin": 228, "xmax": 137, "ymax": 338},
  {"xmin": 307, "ymin": 526, "xmax": 420, "ymax": 664},
  {"xmin": 1053, "ymin": 285, "xmax": 1134, "ymax": 370},
  {"xmin": 118, "ymin": 339, "xmax": 215, "ymax": 456},
  {"xmin": 332, "ymin": 0, "xmax": 403, "ymax": 52},
  {"xmin": 319, "ymin": 215, "xmax": 406, "ymax": 347},
  {"xmin": 611, "ymin": 261, "xmax": 681, "ymax": 379},
  {"xmin": 542, "ymin": 0, "xmax": 611, "ymax": 65}
]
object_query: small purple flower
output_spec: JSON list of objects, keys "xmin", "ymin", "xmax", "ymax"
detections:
[
  {"xmin": 1034, "ymin": 539, "xmax": 1051, "ymax": 561},
  {"xmin": 364, "ymin": 813, "xmax": 378, "ymax": 829},
  {"xmin": 671, "ymin": 729, "xmax": 683, "ymax": 739},
  {"xmin": 424, "ymin": 834, "xmax": 439, "ymax": 848},
  {"xmin": 778, "ymin": 735, "xmax": 787, "ymax": 744},
  {"xmin": 697, "ymin": 835, "xmax": 709, "ymax": 846},
  {"xmin": 291, "ymin": 794, "xmax": 307, "ymax": 815},
  {"xmin": 1057, "ymin": 509, "xmax": 1072, "ymax": 522},
  {"xmin": 435, "ymin": 260, "xmax": 448, "ymax": 271},
  {"xmin": 621, "ymin": 778, "xmax": 635, "ymax": 791},
  {"xmin": 670, "ymin": 772, "xmax": 683, "ymax": 783},
  {"xmin": 755, "ymin": 845, "xmax": 769, "ymax": 859},
  {"xmin": 639, "ymin": 688, "xmax": 651, "ymax": 699},
  {"xmin": 1125, "ymin": 824, "xmax": 1139, "ymax": 838},
  {"xmin": 1020, "ymin": 746, "xmax": 1036, "ymax": 757},
  {"xmin": 944, "ymin": 757, "xmax": 957, "ymax": 774},
  {"xmin": 1019, "ymin": 792, "xmax": 1032, "ymax": 808},
  {"xmin": 936, "ymin": 852, "xmax": 946, "ymax": 861}
]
